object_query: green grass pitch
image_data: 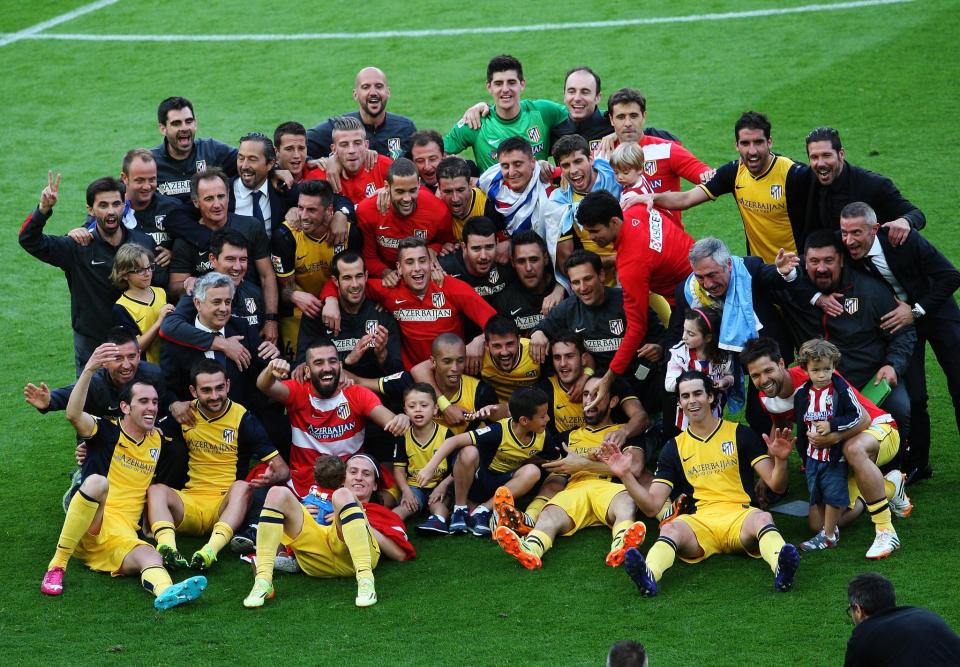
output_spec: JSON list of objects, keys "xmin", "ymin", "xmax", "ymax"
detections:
[{"xmin": 1, "ymin": 1, "xmax": 958, "ymax": 664}]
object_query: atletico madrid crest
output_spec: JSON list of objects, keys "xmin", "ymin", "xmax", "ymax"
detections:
[
  {"xmin": 609, "ymin": 319, "xmax": 624, "ymax": 336},
  {"xmin": 721, "ymin": 441, "xmax": 734, "ymax": 456},
  {"xmin": 245, "ymin": 297, "xmax": 257, "ymax": 313},
  {"xmin": 844, "ymin": 298, "xmax": 859, "ymax": 314},
  {"xmin": 432, "ymin": 292, "xmax": 446, "ymax": 308},
  {"xmin": 527, "ymin": 126, "xmax": 541, "ymax": 143},
  {"xmin": 223, "ymin": 429, "xmax": 235, "ymax": 444},
  {"xmin": 770, "ymin": 184, "xmax": 783, "ymax": 200},
  {"xmin": 644, "ymin": 160, "xmax": 657, "ymax": 177},
  {"xmin": 337, "ymin": 403, "xmax": 351, "ymax": 419}
]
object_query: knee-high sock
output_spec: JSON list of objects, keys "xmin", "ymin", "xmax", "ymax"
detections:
[
  {"xmin": 338, "ymin": 502, "xmax": 373, "ymax": 579},
  {"xmin": 141, "ymin": 565, "xmax": 172, "ymax": 596},
  {"xmin": 866, "ymin": 498, "xmax": 894, "ymax": 532},
  {"xmin": 49, "ymin": 490, "xmax": 100, "ymax": 570},
  {"xmin": 758, "ymin": 524, "xmax": 786, "ymax": 574},
  {"xmin": 525, "ymin": 496, "xmax": 550, "ymax": 521},
  {"xmin": 254, "ymin": 507, "xmax": 285, "ymax": 582},
  {"xmin": 609, "ymin": 520, "xmax": 634, "ymax": 553},
  {"xmin": 206, "ymin": 521, "xmax": 234, "ymax": 555},
  {"xmin": 645, "ymin": 536, "xmax": 678, "ymax": 581},
  {"xmin": 523, "ymin": 530, "xmax": 553, "ymax": 558},
  {"xmin": 151, "ymin": 520, "xmax": 178, "ymax": 552}
]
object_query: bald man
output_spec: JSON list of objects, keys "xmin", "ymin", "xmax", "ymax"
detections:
[{"xmin": 307, "ymin": 67, "xmax": 417, "ymax": 161}]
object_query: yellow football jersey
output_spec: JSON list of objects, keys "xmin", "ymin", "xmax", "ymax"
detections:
[
  {"xmin": 452, "ymin": 187, "xmax": 489, "ymax": 242},
  {"xmin": 545, "ymin": 375, "xmax": 585, "ymax": 434},
  {"xmin": 394, "ymin": 423, "xmax": 452, "ymax": 488},
  {"xmin": 277, "ymin": 222, "xmax": 344, "ymax": 296},
  {"xmin": 115, "ymin": 287, "xmax": 167, "ymax": 364},
  {"xmin": 560, "ymin": 424, "xmax": 621, "ymax": 483},
  {"xmin": 470, "ymin": 417, "xmax": 547, "ymax": 473},
  {"xmin": 181, "ymin": 400, "xmax": 278, "ymax": 494},
  {"xmin": 482, "ymin": 338, "xmax": 542, "ymax": 402}
]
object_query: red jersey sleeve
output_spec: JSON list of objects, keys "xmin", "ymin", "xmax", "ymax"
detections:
[
  {"xmin": 445, "ymin": 276, "xmax": 497, "ymax": 329},
  {"xmin": 363, "ymin": 503, "xmax": 416, "ymax": 560},
  {"xmin": 357, "ymin": 199, "xmax": 390, "ymax": 277},
  {"xmin": 668, "ymin": 142, "xmax": 712, "ymax": 185},
  {"xmin": 345, "ymin": 384, "xmax": 384, "ymax": 418},
  {"xmin": 610, "ymin": 263, "xmax": 651, "ymax": 376},
  {"xmin": 281, "ymin": 378, "xmax": 308, "ymax": 410}
]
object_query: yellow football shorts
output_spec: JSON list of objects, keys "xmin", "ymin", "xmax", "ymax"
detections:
[
  {"xmin": 286, "ymin": 505, "xmax": 381, "ymax": 578},
  {"xmin": 847, "ymin": 424, "xmax": 900, "ymax": 508},
  {"xmin": 174, "ymin": 489, "xmax": 228, "ymax": 535},
  {"xmin": 676, "ymin": 503, "xmax": 759, "ymax": 563},
  {"xmin": 547, "ymin": 478, "xmax": 626, "ymax": 536},
  {"xmin": 75, "ymin": 511, "xmax": 148, "ymax": 576}
]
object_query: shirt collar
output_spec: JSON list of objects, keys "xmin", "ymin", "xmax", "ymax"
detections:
[
  {"xmin": 194, "ymin": 316, "xmax": 225, "ymax": 336},
  {"xmin": 867, "ymin": 235, "xmax": 883, "ymax": 258}
]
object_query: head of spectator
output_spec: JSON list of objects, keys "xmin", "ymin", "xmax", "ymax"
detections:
[
  {"xmin": 575, "ymin": 190, "xmax": 623, "ymax": 248},
  {"xmin": 121, "ymin": 149, "xmax": 159, "ymax": 210},
  {"xmin": 118, "ymin": 379, "xmax": 160, "ymax": 433},
  {"xmin": 100, "ymin": 326, "xmax": 143, "ymax": 387},
  {"xmin": 208, "ymin": 229, "xmax": 249, "ymax": 286},
  {"xmin": 507, "ymin": 387, "xmax": 550, "ymax": 433},
  {"xmin": 553, "ymin": 134, "xmax": 596, "ymax": 194},
  {"xmin": 486, "ymin": 54, "xmax": 525, "ymax": 118},
  {"xmin": 304, "ymin": 337, "xmax": 342, "ymax": 399},
  {"xmin": 847, "ymin": 572, "xmax": 897, "ymax": 625},
  {"xmin": 550, "ymin": 332, "xmax": 587, "ymax": 387},
  {"xmin": 804, "ymin": 229, "xmax": 845, "ymax": 293},
  {"xmin": 805, "ymin": 126, "xmax": 845, "ymax": 187},
  {"xmin": 331, "ymin": 250, "xmax": 368, "ymax": 313},
  {"xmin": 192, "ymin": 271, "xmax": 235, "ymax": 331},
  {"xmin": 564, "ymin": 249, "xmax": 606, "ymax": 306},
  {"xmin": 430, "ymin": 333, "xmax": 466, "ymax": 392},
  {"xmin": 110, "ymin": 243, "xmax": 156, "ymax": 291},
  {"xmin": 688, "ymin": 237, "xmax": 733, "ymax": 299},
  {"xmin": 297, "ymin": 179, "xmax": 337, "ymax": 238},
  {"xmin": 676, "ymin": 370, "xmax": 718, "ymax": 422},
  {"xmin": 273, "ymin": 121, "xmax": 308, "ymax": 180},
  {"xmin": 386, "ymin": 158, "xmax": 421, "ymax": 217},
  {"xmin": 610, "ymin": 142, "xmax": 647, "ymax": 189},
  {"xmin": 353, "ymin": 67, "xmax": 391, "ymax": 125},
  {"xmin": 189, "ymin": 359, "xmax": 230, "ymax": 414},
  {"xmin": 497, "ymin": 136, "xmax": 536, "ymax": 193},
  {"xmin": 313, "ymin": 453, "xmax": 347, "ymax": 490},
  {"xmin": 606, "ymin": 88, "xmax": 647, "ymax": 145},
  {"xmin": 86, "ymin": 177, "xmax": 125, "ymax": 241},
  {"xmin": 190, "ymin": 168, "xmax": 231, "ymax": 229},
  {"xmin": 396, "ymin": 237, "xmax": 431, "ymax": 294},
  {"xmin": 403, "ymin": 382, "xmax": 439, "ymax": 428},
  {"xmin": 330, "ymin": 115, "xmax": 369, "ymax": 176},
  {"xmin": 510, "ymin": 230, "xmax": 553, "ymax": 293},
  {"xmin": 606, "ymin": 640, "xmax": 648, "ymax": 667},
  {"xmin": 436, "ymin": 156, "xmax": 474, "ymax": 219},
  {"xmin": 734, "ymin": 111, "xmax": 774, "ymax": 177},
  {"xmin": 157, "ymin": 95, "xmax": 196, "ymax": 160},
  {"xmin": 839, "ymin": 201, "xmax": 880, "ymax": 261},
  {"xmin": 683, "ymin": 307, "xmax": 724, "ymax": 364},
  {"xmin": 237, "ymin": 132, "xmax": 276, "ymax": 191},
  {"xmin": 563, "ymin": 66, "xmax": 602, "ymax": 123},
  {"xmin": 484, "ymin": 315, "xmax": 522, "ymax": 372},
  {"xmin": 461, "ymin": 216, "xmax": 498, "ymax": 278},
  {"xmin": 410, "ymin": 130, "xmax": 444, "ymax": 187},
  {"xmin": 344, "ymin": 453, "xmax": 382, "ymax": 503},
  {"xmin": 740, "ymin": 337, "xmax": 789, "ymax": 398}
]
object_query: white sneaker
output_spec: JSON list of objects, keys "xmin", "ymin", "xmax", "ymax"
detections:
[
  {"xmin": 865, "ymin": 528, "xmax": 900, "ymax": 560},
  {"xmin": 885, "ymin": 470, "xmax": 913, "ymax": 518},
  {"xmin": 356, "ymin": 575, "xmax": 377, "ymax": 607}
]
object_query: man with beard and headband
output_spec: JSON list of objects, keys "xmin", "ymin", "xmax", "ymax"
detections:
[
  {"xmin": 243, "ymin": 452, "xmax": 415, "ymax": 609},
  {"xmin": 20, "ymin": 173, "xmax": 166, "ymax": 374},
  {"xmin": 307, "ymin": 67, "xmax": 416, "ymax": 161}
]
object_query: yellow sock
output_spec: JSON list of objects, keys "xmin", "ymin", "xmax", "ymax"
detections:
[
  {"xmin": 338, "ymin": 502, "xmax": 373, "ymax": 579},
  {"xmin": 141, "ymin": 565, "xmax": 173, "ymax": 597},
  {"xmin": 866, "ymin": 498, "xmax": 894, "ymax": 532},
  {"xmin": 254, "ymin": 508, "xmax": 285, "ymax": 582},
  {"xmin": 151, "ymin": 520, "xmax": 178, "ymax": 552},
  {"xmin": 206, "ymin": 521, "xmax": 234, "ymax": 555},
  {"xmin": 49, "ymin": 490, "xmax": 100, "ymax": 570},
  {"xmin": 523, "ymin": 530, "xmax": 553, "ymax": 558},
  {"xmin": 645, "ymin": 537, "xmax": 677, "ymax": 581},
  {"xmin": 758, "ymin": 524, "xmax": 786, "ymax": 574},
  {"xmin": 609, "ymin": 520, "xmax": 634, "ymax": 553},
  {"xmin": 525, "ymin": 496, "xmax": 549, "ymax": 521},
  {"xmin": 884, "ymin": 478, "xmax": 895, "ymax": 500}
]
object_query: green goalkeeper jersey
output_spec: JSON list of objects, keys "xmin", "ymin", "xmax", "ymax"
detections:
[{"xmin": 444, "ymin": 99, "xmax": 568, "ymax": 170}]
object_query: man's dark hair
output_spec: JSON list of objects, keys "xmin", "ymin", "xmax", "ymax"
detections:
[
  {"xmin": 565, "ymin": 66, "xmax": 600, "ymax": 93},
  {"xmin": 564, "ymin": 249, "xmax": 602, "ymax": 276},
  {"xmin": 508, "ymin": 387, "xmax": 547, "ymax": 421},
  {"xmin": 239, "ymin": 132, "xmax": 277, "ymax": 162},
  {"xmin": 735, "ymin": 111, "xmax": 772, "ymax": 141},
  {"xmin": 118, "ymin": 380, "xmax": 158, "ymax": 407},
  {"xmin": 551, "ymin": 330, "xmax": 586, "ymax": 355},
  {"xmin": 403, "ymin": 381, "xmax": 437, "ymax": 403},
  {"xmin": 331, "ymin": 115, "xmax": 365, "ymax": 136},
  {"xmin": 105, "ymin": 325, "xmax": 140, "ymax": 348},
  {"xmin": 739, "ymin": 337, "xmax": 783, "ymax": 368},
  {"xmin": 274, "ymin": 120, "xmax": 306, "ymax": 147},
  {"xmin": 313, "ymin": 454, "xmax": 347, "ymax": 489},
  {"xmin": 387, "ymin": 157, "xmax": 418, "ymax": 183},
  {"xmin": 331, "ymin": 250, "xmax": 365, "ymax": 278},
  {"xmin": 576, "ymin": 190, "xmax": 622, "ymax": 229},
  {"xmin": 804, "ymin": 228, "xmax": 844, "ymax": 255},
  {"xmin": 304, "ymin": 337, "xmax": 338, "ymax": 359},
  {"xmin": 497, "ymin": 136, "xmax": 533, "ymax": 159},
  {"xmin": 552, "ymin": 134, "xmax": 590, "ymax": 163},
  {"xmin": 487, "ymin": 54, "xmax": 523, "ymax": 82},
  {"xmin": 606, "ymin": 87, "xmax": 647, "ymax": 116},
  {"xmin": 805, "ymin": 126, "xmax": 843, "ymax": 153},
  {"xmin": 462, "ymin": 216, "xmax": 497, "ymax": 244},
  {"xmin": 484, "ymin": 314, "xmax": 520, "ymax": 341},
  {"xmin": 848, "ymin": 572, "xmax": 897, "ymax": 616},
  {"xmin": 436, "ymin": 156, "xmax": 473, "ymax": 183},
  {"xmin": 676, "ymin": 369, "xmax": 716, "ymax": 405},
  {"xmin": 190, "ymin": 167, "xmax": 229, "ymax": 201},
  {"xmin": 157, "ymin": 96, "xmax": 193, "ymax": 125},
  {"xmin": 510, "ymin": 229, "xmax": 548, "ymax": 255},
  {"xmin": 410, "ymin": 129, "xmax": 444, "ymax": 152},
  {"xmin": 86, "ymin": 177, "xmax": 123, "ymax": 207},
  {"xmin": 607, "ymin": 640, "xmax": 648, "ymax": 667},
  {"xmin": 189, "ymin": 358, "xmax": 227, "ymax": 387},
  {"xmin": 209, "ymin": 229, "xmax": 249, "ymax": 258},
  {"xmin": 397, "ymin": 236, "xmax": 428, "ymax": 261},
  {"xmin": 299, "ymin": 178, "xmax": 335, "ymax": 207}
]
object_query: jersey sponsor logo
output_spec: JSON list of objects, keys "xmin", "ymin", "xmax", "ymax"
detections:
[
  {"xmin": 113, "ymin": 452, "xmax": 155, "ymax": 474},
  {"xmin": 383, "ymin": 371, "xmax": 404, "ymax": 382},
  {"xmin": 805, "ymin": 409, "xmax": 833, "ymax": 422},
  {"xmin": 336, "ymin": 403, "xmax": 351, "ymax": 420},
  {"xmin": 432, "ymin": 292, "xmax": 446, "ymax": 308},
  {"xmin": 643, "ymin": 160, "xmax": 657, "ymax": 177},
  {"xmin": 387, "ymin": 137, "xmax": 402, "ymax": 159},
  {"xmin": 609, "ymin": 319, "xmax": 625, "ymax": 336},
  {"xmin": 365, "ymin": 183, "xmax": 377, "ymax": 198},
  {"xmin": 377, "ymin": 235, "xmax": 402, "ymax": 248},
  {"xmin": 843, "ymin": 298, "xmax": 859, "ymax": 315},
  {"xmin": 648, "ymin": 211, "xmax": 663, "ymax": 252},
  {"xmin": 154, "ymin": 215, "xmax": 166, "ymax": 230},
  {"xmin": 395, "ymin": 307, "xmax": 454, "ymax": 321},
  {"xmin": 196, "ymin": 160, "xmax": 207, "ymax": 172},
  {"xmin": 158, "ymin": 180, "xmax": 191, "ymax": 196},
  {"xmin": 245, "ymin": 298, "xmax": 257, "ymax": 314},
  {"xmin": 223, "ymin": 428, "xmax": 236, "ymax": 444},
  {"xmin": 649, "ymin": 179, "xmax": 662, "ymax": 189},
  {"xmin": 515, "ymin": 313, "xmax": 542, "ymax": 330},
  {"xmin": 306, "ymin": 421, "xmax": 356, "ymax": 440},
  {"xmin": 770, "ymin": 184, "xmax": 783, "ymax": 200},
  {"xmin": 585, "ymin": 337, "xmax": 621, "ymax": 353},
  {"xmin": 334, "ymin": 337, "xmax": 361, "ymax": 352},
  {"xmin": 721, "ymin": 440, "xmax": 735, "ymax": 456},
  {"xmin": 527, "ymin": 126, "xmax": 542, "ymax": 143},
  {"xmin": 149, "ymin": 231, "xmax": 169, "ymax": 245}
]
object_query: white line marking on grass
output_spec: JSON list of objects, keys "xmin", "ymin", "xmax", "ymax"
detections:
[
  {"xmin": 0, "ymin": 0, "xmax": 119, "ymax": 47},
  {"xmin": 0, "ymin": 0, "xmax": 912, "ymax": 44}
]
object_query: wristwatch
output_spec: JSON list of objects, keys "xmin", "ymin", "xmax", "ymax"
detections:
[{"xmin": 911, "ymin": 304, "xmax": 924, "ymax": 320}]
